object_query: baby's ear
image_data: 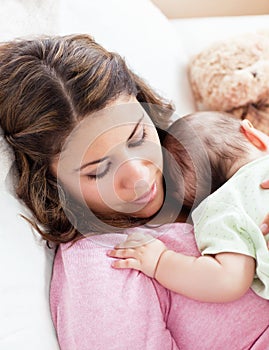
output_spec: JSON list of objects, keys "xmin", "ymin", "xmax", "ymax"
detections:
[{"xmin": 240, "ymin": 119, "xmax": 268, "ymax": 151}]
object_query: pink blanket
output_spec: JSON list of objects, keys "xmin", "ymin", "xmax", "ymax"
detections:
[{"xmin": 50, "ymin": 223, "xmax": 269, "ymax": 349}]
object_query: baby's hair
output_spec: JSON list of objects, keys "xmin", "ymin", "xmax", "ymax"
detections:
[
  {"xmin": 163, "ymin": 111, "xmax": 250, "ymax": 209},
  {"xmin": 0, "ymin": 34, "xmax": 174, "ymax": 244}
]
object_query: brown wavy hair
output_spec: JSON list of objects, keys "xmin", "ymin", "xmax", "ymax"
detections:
[{"xmin": 0, "ymin": 34, "xmax": 174, "ymax": 244}]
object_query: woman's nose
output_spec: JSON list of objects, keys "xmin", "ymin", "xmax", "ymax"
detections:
[{"xmin": 114, "ymin": 159, "xmax": 152, "ymax": 199}]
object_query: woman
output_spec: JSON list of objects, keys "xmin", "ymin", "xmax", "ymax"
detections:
[{"xmin": 0, "ymin": 34, "xmax": 269, "ymax": 349}]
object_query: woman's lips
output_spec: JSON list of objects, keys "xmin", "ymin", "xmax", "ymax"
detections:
[{"xmin": 132, "ymin": 182, "xmax": 157, "ymax": 205}]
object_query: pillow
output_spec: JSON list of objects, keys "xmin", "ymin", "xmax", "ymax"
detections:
[
  {"xmin": 58, "ymin": 0, "xmax": 195, "ymax": 118},
  {"xmin": 0, "ymin": 192, "xmax": 59, "ymax": 349},
  {"xmin": 0, "ymin": 0, "xmax": 58, "ymax": 41},
  {"xmin": 0, "ymin": 136, "xmax": 59, "ymax": 349}
]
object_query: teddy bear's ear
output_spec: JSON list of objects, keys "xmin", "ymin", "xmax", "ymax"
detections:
[{"xmin": 240, "ymin": 119, "xmax": 268, "ymax": 151}]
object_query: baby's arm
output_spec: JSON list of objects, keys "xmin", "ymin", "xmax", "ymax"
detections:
[
  {"xmin": 108, "ymin": 233, "xmax": 255, "ymax": 303},
  {"xmin": 154, "ymin": 249, "xmax": 255, "ymax": 302}
]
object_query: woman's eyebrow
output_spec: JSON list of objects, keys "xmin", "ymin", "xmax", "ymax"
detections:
[
  {"xmin": 75, "ymin": 114, "xmax": 144, "ymax": 172},
  {"xmin": 75, "ymin": 156, "xmax": 109, "ymax": 172}
]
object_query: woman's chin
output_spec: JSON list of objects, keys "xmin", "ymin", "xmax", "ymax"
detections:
[{"xmin": 131, "ymin": 197, "xmax": 164, "ymax": 219}]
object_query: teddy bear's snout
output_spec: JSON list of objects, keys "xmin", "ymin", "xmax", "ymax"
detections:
[{"xmin": 251, "ymin": 71, "xmax": 257, "ymax": 78}]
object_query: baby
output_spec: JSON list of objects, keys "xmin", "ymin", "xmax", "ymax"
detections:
[{"xmin": 108, "ymin": 111, "xmax": 269, "ymax": 302}]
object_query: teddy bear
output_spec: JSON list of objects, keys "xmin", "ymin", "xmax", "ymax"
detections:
[{"xmin": 188, "ymin": 33, "xmax": 269, "ymax": 134}]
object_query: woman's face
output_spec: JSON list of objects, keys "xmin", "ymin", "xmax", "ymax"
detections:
[{"xmin": 52, "ymin": 95, "xmax": 164, "ymax": 219}]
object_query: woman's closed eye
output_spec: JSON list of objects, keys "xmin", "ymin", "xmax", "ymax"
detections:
[
  {"xmin": 86, "ymin": 122, "xmax": 147, "ymax": 181},
  {"xmin": 128, "ymin": 125, "xmax": 147, "ymax": 148},
  {"xmin": 87, "ymin": 161, "xmax": 112, "ymax": 180}
]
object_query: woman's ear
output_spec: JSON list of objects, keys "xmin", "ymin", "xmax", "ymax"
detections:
[{"xmin": 240, "ymin": 119, "xmax": 268, "ymax": 151}]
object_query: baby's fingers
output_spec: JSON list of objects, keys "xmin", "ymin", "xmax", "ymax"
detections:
[
  {"xmin": 111, "ymin": 257, "xmax": 140, "ymax": 270},
  {"xmin": 260, "ymin": 213, "xmax": 269, "ymax": 249},
  {"xmin": 107, "ymin": 248, "xmax": 142, "ymax": 271},
  {"xmin": 107, "ymin": 248, "xmax": 136, "ymax": 259},
  {"xmin": 260, "ymin": 213, "xmax": 269, "ymax": 236},
  {"xmin": 260, "ymin": 179, "xmax": 269, "ymax": 189}
]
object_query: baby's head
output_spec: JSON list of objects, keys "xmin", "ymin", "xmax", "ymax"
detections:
[{"xmin": 163, "ymin": 111, "xmax": 267, "ymax": 209}]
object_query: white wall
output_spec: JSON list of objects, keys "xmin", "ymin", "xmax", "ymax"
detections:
[{"xmin": 152, "ymin": 0, "xmax": 269, "ymax": 18}]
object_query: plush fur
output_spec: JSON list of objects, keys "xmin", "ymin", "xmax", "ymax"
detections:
[{"xmin": 189, "ymin": 33, "xmax": 269, "ymax": 134}]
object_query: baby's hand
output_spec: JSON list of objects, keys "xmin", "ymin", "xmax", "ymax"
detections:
[
  {"xmin": 260, "ymin": 179, "xmax": 269, "ymax": 189},
  {"xmin": 260, "ymin": 214, "xmax": 269, "ymax": 240},
  {"xmin": 107, "ymin": 230, "xmax": 167, "ymax": 278},
  {"xmin": 260, "ymin": 179, "xmax": 269, "ymax": 237}
]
